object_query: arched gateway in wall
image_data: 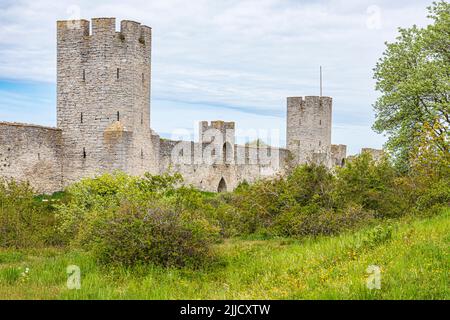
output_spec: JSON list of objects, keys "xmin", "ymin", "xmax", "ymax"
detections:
[{"xmin": 218, "ymin": 177, "xmax": 227, "ymax": 192}]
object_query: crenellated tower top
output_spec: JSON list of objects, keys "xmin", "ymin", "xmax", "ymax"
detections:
[
  {"xmin": 57, "ymin": 18, "xmax": 151, "ymax": 46},
  {"xmin": 56, "ymin": 17, "xmax": 154, "ymax": 184}
]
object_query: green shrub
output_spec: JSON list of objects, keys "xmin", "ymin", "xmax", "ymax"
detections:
[
  {"xmin": 55, "ymin": 172, "xmax": 136, "ymax": 240},
  {"xmin": 219, "ymin": 164, "xmax": 346, "ymax": 237},
  {"xmin": 0, "ymin": 179, "xmax": 63, "ymax": 248},
  {"xmin": 56, "ymin": 172, "xmax": 220, "ymax": 267},
  {"xmin": 55, "ymin": 172, "xmax": 193, "ymax": 238},
  {"xmin": 273, "ymin": 204, "xmax": 373, "ymax": 237},
  {"xmin": 77, "ymin": 203, "xmax": 220, "ymax": 268},
  {"xmin": 334, "ymin": 153, "xmax": 412, "ymax": 218},
  {"xmin": 415, "ymin": 178, "xmax": 450, "ymax": 214}
]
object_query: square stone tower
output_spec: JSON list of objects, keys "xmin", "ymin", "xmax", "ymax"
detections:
[
  {"xmin": 199, "ymin": 120, "xmax": 236, "ymax": 165},
  {"xmin": 286, "ymin": 96, "xmax": 332, "ymax": 168},
  {"xmin": 56, "ymin": 18, "xmax": 157, "ymax": 185}
]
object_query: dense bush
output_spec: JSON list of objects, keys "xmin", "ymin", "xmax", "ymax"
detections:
[
  {"xmin": 212, "ymin": 152, "xmax": 448, "ymax": 238},
  {"xmin": 407, "ymin": 121, "xmax": 450, "ymax": 214},
  {"xmin": 78, "ymin": 204, "xmax": 219, "ymax": 267},
  {"xmin": 215, "ymin": 164, "xmax": 364, "ymax": 238},
  {"xmin": 0, "ymin": 179, "xmax": 63, "ymax": 248},
  {"xmin": 333, "ymin": 153, "xmax": 411, "ymax": 218},
  {"xmin": 56, "ymin": 172, "xmax": 220, "ymax": 267}
]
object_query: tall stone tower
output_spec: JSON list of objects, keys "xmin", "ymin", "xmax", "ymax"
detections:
[
  {"xmin": 57, "ymin": 18, "xmax": 156, "ymax": 185},
  {"xmin": 286, "ymin": 96, "xmax": 332, "ymax": 167}
]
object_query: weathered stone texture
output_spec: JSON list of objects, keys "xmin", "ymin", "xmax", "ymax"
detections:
[
  {"xmin": 287, "ymin": 96, "xmax": 333, "ymax": 168},
  {"xmin": 331, "ymin": 144, "xmax": 347, "ymax": 167},
  {"xmin": 0, "ymin": 122, "xmax": 63, "ymax": 193},
  {"xmin": 57, "ymin": 18, "xmax": 157, "ymax": 186},
  {"xmin": 159, "ymin": 134, "xmax": 288, "ymax": 192}
]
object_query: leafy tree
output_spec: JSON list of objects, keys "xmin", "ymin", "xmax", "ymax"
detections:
[
  {"xmin": 408, "ymin": 120, "xmax": 450, "ymax": 212},
  {"xmin": 373, "ymin": 1, "xmax": 449, "ymax": 170}
]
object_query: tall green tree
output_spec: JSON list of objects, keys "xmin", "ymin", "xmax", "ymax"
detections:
[{"xmin": 373, "ymin": 1, "xmax": 449, "ymax": 171}]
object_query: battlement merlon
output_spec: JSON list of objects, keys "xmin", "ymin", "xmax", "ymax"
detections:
[
  {"xmin": 120, "ymin": 20, "xmax": 152, "ymax": 44},
  {"xmin": 332, "ymin": 144, "xmax": 347, "ymax": 152},
  {"xmin": 91, "ymin": 17, "xmax": 116, "ymax": 35},
  {"xmin": 287, "ymin": 96, "xmax": 332, "ymax": 110},
  {"xmin": 200, "ymin": 121, "xmax": 235, "ymax": 131},
  {"xmin": 57, "ymin": 19, "xmax": 90, "ymax": 37},
  {"xmin": 199, "ymin": 121, "xmax": 236, "ymax": 144},
  {"xmin": 57, "ymin": 18, "xmax": 151, "ymax": 46}
]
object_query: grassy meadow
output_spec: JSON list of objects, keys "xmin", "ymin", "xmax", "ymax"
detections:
[{"xmin": 1, "ymin": 208, "xmax": 448, "ymax": 300}]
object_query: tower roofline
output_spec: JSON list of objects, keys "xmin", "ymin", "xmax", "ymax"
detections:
[
  {"xmin": 287, "ymin": 96, "xmax": 332, "ymax": 99},
  {"xmin": 57, "ymin": 17, "xmax": 151, "ymax": 36}
]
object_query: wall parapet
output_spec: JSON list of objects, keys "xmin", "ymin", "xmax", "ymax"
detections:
[
  {"xmin": 57, "ymin": 18, "xmax": 151, "ymax": 46},
  {"xmin": 0, "ymin": 121, "xmax": 61, "ymax": 131}
]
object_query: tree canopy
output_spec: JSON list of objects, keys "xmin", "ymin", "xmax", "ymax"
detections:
[{"xmin": 373, "ymin": 1, "xmax": 449, "ymax": 170}]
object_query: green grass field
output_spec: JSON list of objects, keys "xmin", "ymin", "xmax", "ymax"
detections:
[{"xmin": 0, "ymin": 209, "xmax": 448, "ymax": 300}]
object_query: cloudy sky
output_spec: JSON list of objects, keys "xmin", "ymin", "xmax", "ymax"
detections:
[{"xmin": 0, "ymin": 0, "xmax": 434, "ymax": 154}]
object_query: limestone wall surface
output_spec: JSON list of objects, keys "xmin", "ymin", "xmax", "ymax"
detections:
[
  {"xmin": 287, "ymin": 96, "xmax": 332, "ymax": 167},
  {"xmin": 331, "ymin": 144, "xmax": 347, "ymax": 167},
  {"xmin": 56, "ymin": 18, "xmax": 157, "ymax": 186},
  {"xmin": 158, "ymin": 138, "xmax": 289, "ymax": 192},
  {"xmin": 0, "ymin": 122, "xmax": 63, "ymax": 194}
]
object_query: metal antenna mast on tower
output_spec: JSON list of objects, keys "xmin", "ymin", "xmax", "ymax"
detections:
[{"xmin": 320, "ymin": 66, "xmax": 323, "ymax": 97}]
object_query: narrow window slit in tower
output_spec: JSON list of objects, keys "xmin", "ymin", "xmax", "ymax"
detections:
[
  {"xmin": 117, "ymin": 68, "xmax": 120, "ymax": 79},
  {"xmin": 141, "ymin": 149, "xmax": 144, "ymax": 159},
  {"xmin": 319, "ymin": 120, "xmax": 322, "ymax": 125},
  {"xmin": 142, "ymin": 73, "xmax": 144, "ymax": 84},
  {"xmin": 141, "ymin": 112, "xmax": 143, "ymax": 125},
  {"xmin": 83, "ymin": 148, "xmax": 86, "ymax": 159},
  {"xmin": 80, "ymin": 112, "xmax": 83, "ymax": 123},
  {"xmin": 319, "ymin": 141, "xmax": 321, "ymax": 147},
  {"xmin": 117, "ymin": 111, "xmax": 120, "ymax": 121},
  {"xmin": 82, "ymin": 69, "xmax": 85, "ymax": 81}
]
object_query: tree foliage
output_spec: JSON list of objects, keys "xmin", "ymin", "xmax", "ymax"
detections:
[{"xmin": 373, "ymin": 1, "xmax": 450, "ymax": 170}]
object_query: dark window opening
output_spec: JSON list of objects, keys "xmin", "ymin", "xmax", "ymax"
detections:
[
  {"xmin": 83, "ymin": 148, "xmax": 86, "ymax": 159},
  {"xmin": 222, "ymin": 143, "xmax": 227, "ymax": 162},
  {"xmin": 38, "ymin": 153, "xmax": 41, "ymax": 160},
  {"xmin": 319, "ymin": 120, "xmax": 322, "ymax": 125},
  {"xmin": 82, "ymin": 69, "xmax": 85, "ymax": 81},
  {"xmin": 117, "ymin": 111, "xmax": 120, "ymax": 121},
  {"xmin": 116, "ymin": 68, "xmax": 120, "ymax": 79},
  {"xmin": 223, "ymin": 142, "xmax": 233, "ymax": 163},
  {"xmin": 319, "ymin": 141, "xmax": 321, "ymax": 146},
  {"xmin": 141, "ymin": 149, "xmax": 144, "ymax": 159},
  {"xmin": 142, "ymin": 73, "xmax": 144, "ymax": 84},
  {"xmin": 80, "ymin": 112, "xmax": 83, "ymax": 123},
  {"xmin": 141, "ymin": 112, "xmax": 143, "ymax": 125}
]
